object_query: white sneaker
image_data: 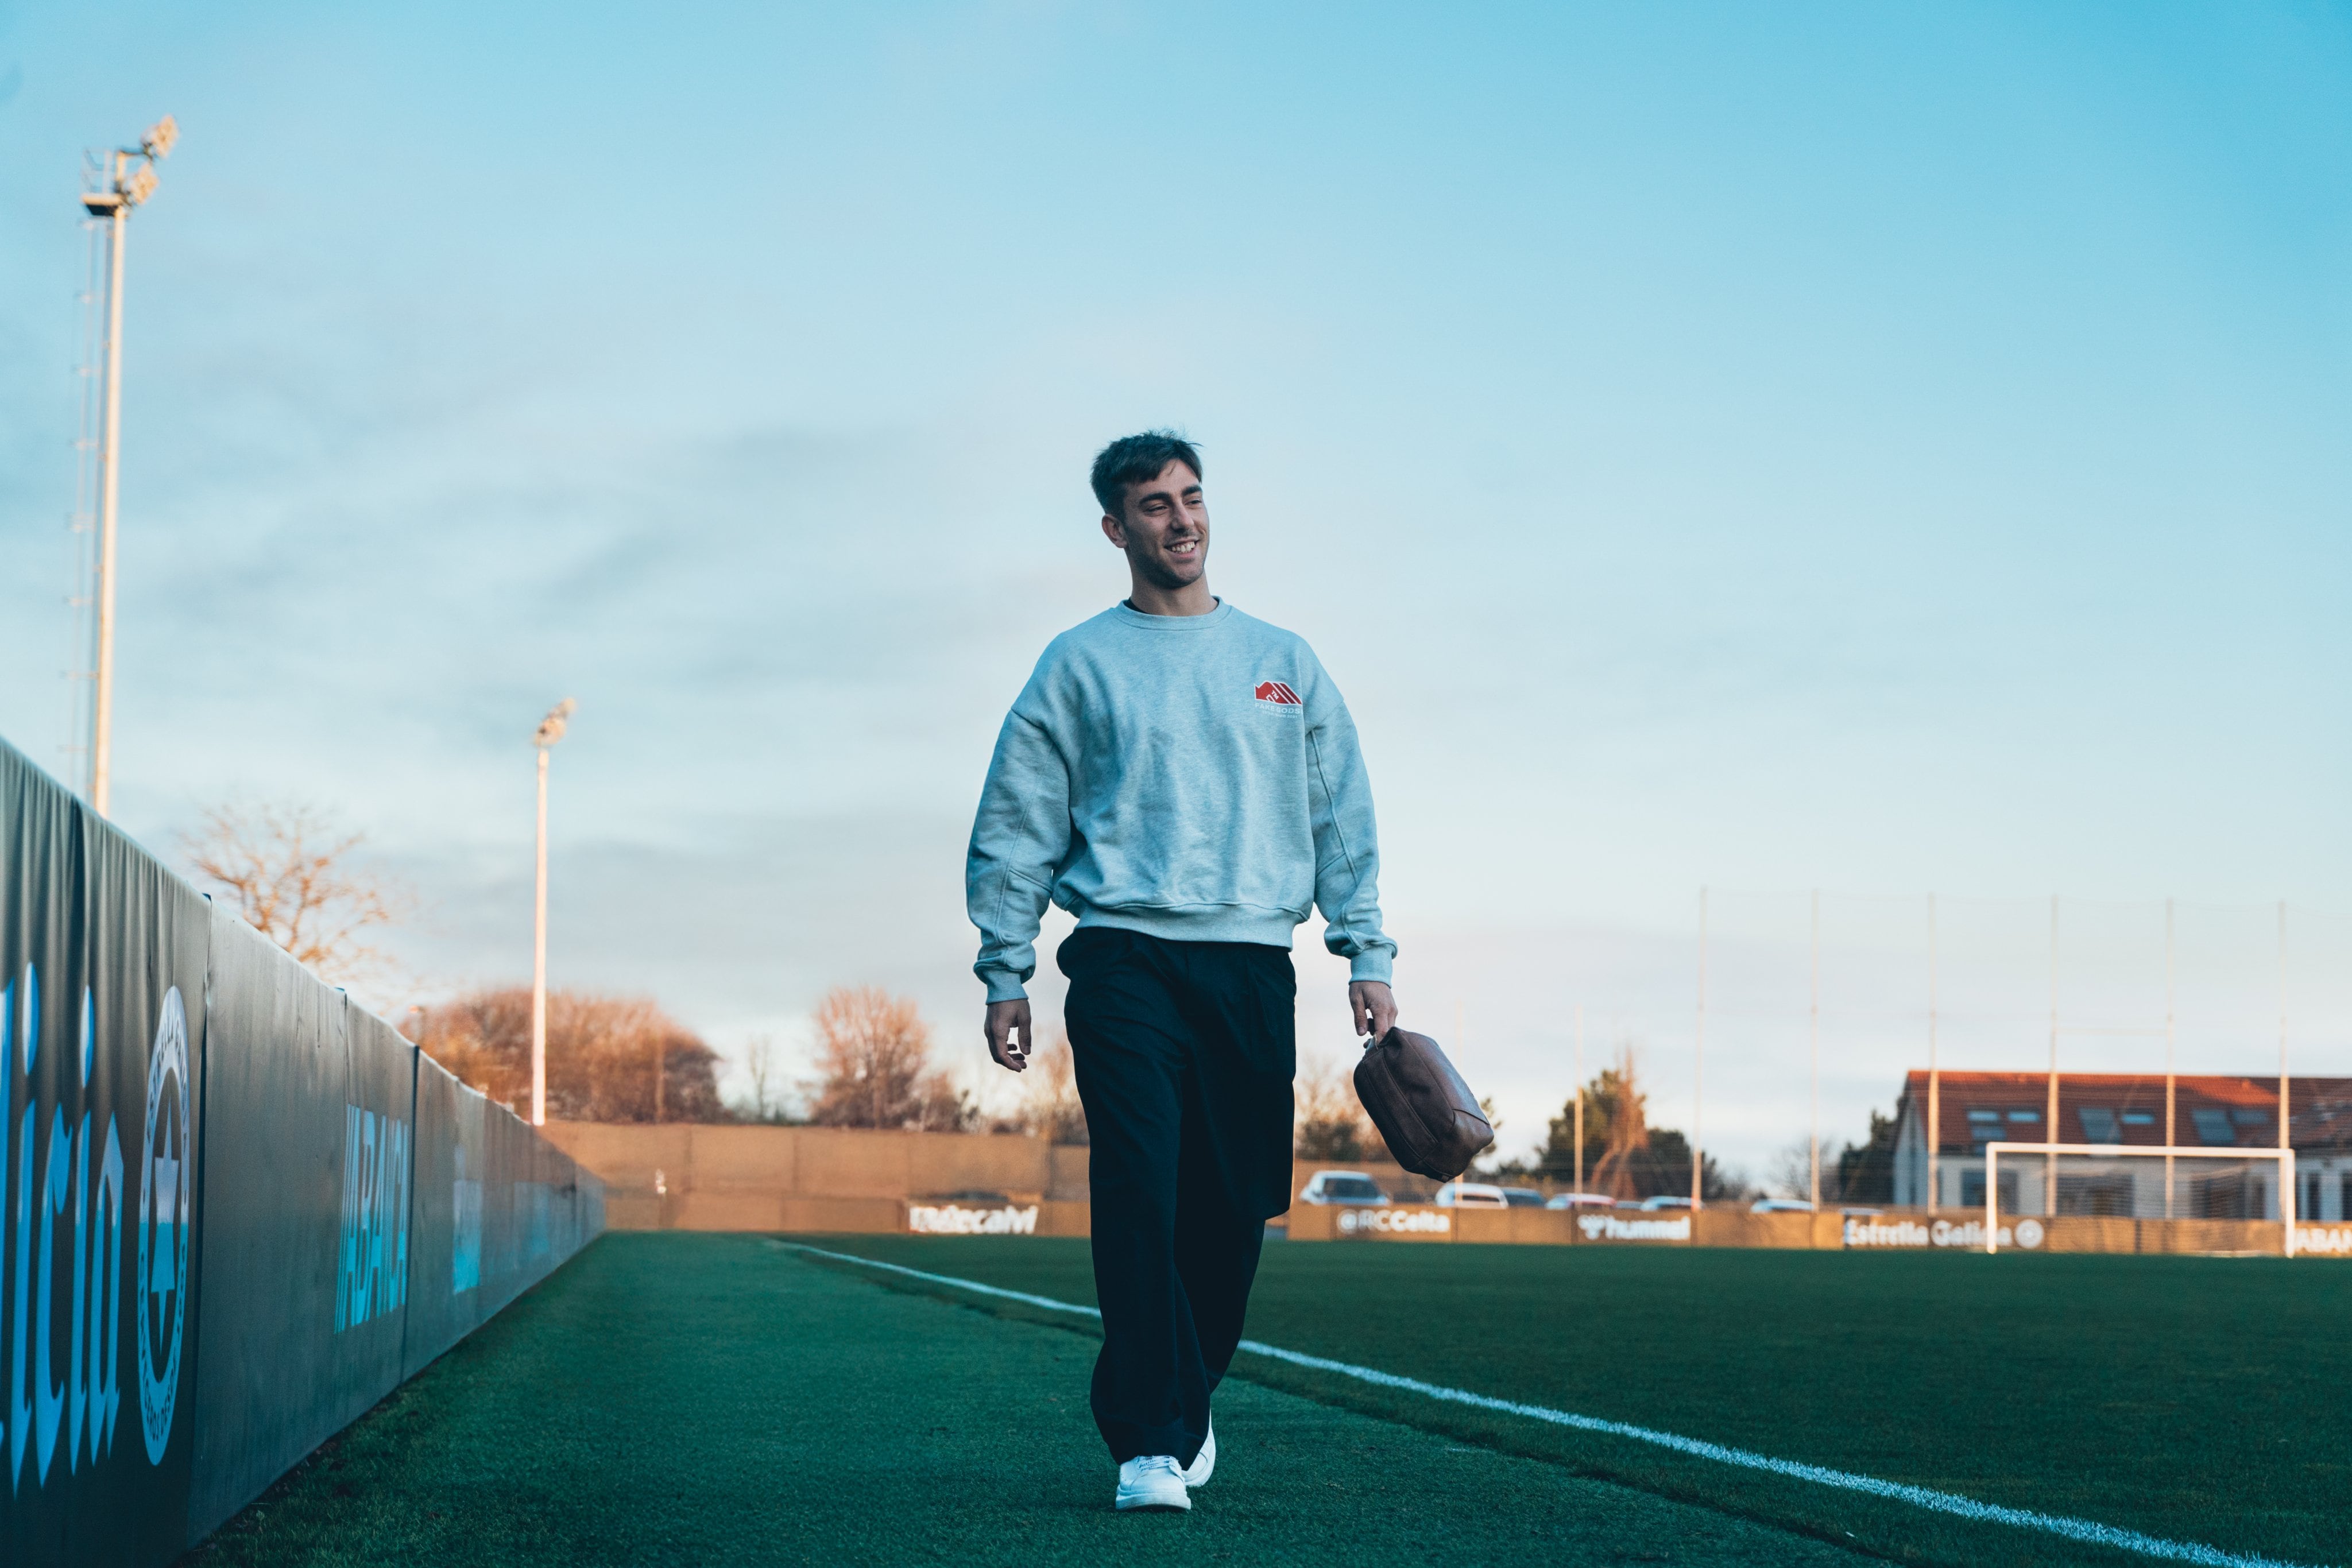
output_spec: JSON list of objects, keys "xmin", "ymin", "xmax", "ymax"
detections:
[
  {"xmin": 1182, "ymin": 1420, "xmax": 1216, "ymax": 1488},
  {"xmin": 1115, "ymin": 1455, "xmax": 1191, "ymax": 1512}
]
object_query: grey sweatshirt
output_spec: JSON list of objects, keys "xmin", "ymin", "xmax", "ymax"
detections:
[{"xmin": 966, "ymin": 599, "xmax": 1395, "ymax": 1002}]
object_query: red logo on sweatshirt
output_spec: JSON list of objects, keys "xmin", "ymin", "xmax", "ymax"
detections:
[{"xmin": 1254, "ymin": 681, "xmax": 1302, "ymax": 706}]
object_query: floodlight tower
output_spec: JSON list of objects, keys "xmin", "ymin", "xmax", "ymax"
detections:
[
  {"xmin": 531, "ymin": 698, "xmax": 578, "ymax": 1126},
  {"xmin": 80, "ymin": 115, "xmax": 178, "ymax": 818}
]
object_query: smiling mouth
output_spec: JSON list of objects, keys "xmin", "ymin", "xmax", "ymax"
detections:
[{"xmin": 1166, "ymin": 538, "xmax": 1200, "ymax": 556}]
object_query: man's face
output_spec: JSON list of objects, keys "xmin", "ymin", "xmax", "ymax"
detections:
[{"xmin": 1101, "ymin": 460, "xmax": 1208, "ymax": 590}]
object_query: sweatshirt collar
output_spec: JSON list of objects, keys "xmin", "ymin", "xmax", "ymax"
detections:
[{"xmin": 1111, "ymin": 598, "xmax": 1233, "ymax": 631}]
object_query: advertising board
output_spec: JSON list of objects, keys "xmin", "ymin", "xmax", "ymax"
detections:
[
  {"xmin": 906, "ymin": 1202, "xmax": 1039, "ymax": 1235},
  {"xmin": 1, "ymin": 741, "xmax": 208, "ymax": 1565},
  {"xmin": 1576, "ymin": 1212, "xmax": 1692, "ymax": 1242},
  {"xmin": 1843, "ymin": 1215, "xmax": 2044, "ymax": 1250},
  {"xmin": 2292, "ymin": 1225, "xmax": 2352, "ymax": 1256},
  {"xmin": 4, "ymin": 735, "xmax": 604, "ymax": 1564},
  {"xmin": 1334, "ymin": 1206, "xmax": 1452, "ymax": 1239}
]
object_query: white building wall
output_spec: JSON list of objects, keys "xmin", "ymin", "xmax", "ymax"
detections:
[
  {"xmin": 2296, "ymin": 1157, "xmax": 2352, "ymax": 1221},
  {"xmin": 1892, "ymin": 1096, "xmax": 1927, "ymax": 1206}
]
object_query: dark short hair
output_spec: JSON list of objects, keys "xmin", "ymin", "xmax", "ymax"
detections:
[{"xmin": 1090, "ymin": 431, "xmax": 1202, "ymax": 517}]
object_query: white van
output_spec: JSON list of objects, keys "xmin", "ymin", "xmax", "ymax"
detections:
[{"xmin": 1434, "ymin": 1182, "xmax": 1508, "ymax": 1208}]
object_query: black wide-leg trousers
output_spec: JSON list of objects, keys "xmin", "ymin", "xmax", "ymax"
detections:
[{"xmin": 1057, "ymin": 926, "xmax": 1297, "ymax": 1466}]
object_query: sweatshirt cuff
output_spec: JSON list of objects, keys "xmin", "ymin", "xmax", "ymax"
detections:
[
  {"xmin": 978, "ymin": 969, "xmax": 1030, "ymax": 1004},
  {"xmin": 1348, "ymin": 949, "xmax": 1395, "ymax": 986}
]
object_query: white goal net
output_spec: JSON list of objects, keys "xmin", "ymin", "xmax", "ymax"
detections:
[{"xmin": 1982, "ymin": 1141, "xmax": 2297, "ymax": 1255}]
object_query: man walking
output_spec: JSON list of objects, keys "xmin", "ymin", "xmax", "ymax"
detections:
[{"xmin": 966, "ymin": 431, "xmax": 1397, "ymax": 1512}]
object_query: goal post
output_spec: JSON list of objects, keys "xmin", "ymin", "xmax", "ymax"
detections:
[{"xmin": 1983, "ymin": 1141, "xmax": 2297, "ymax": 1257}]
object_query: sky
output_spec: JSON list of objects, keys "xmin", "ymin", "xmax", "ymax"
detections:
[{"xmin": 2, "ymin": 2, "xmax": 2347, "ymax": 1178}]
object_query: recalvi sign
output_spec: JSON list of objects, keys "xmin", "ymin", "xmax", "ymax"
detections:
[{"xmin": 906, "ymin": 1203, "xmax": 1038, "ymax": 1236}]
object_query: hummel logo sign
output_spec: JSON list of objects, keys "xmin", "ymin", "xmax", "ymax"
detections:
[{"xmin": 1254, "ymin": 681, "xmax": 1302, "ymax": 706}]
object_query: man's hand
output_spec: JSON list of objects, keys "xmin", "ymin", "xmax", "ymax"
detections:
[
  {"xmin": 1349, "ymin": 980, "xmax": 1397, "ymax": 1042},
  {"xmin": 985, "ymin": 998, "xmax": 1034, "ymax": 1072}
]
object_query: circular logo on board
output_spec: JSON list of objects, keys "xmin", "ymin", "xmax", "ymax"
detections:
[
  {"xmin": 2015, "ymin": 1218, "xmax": 2045, "ymax": 1250},
  {"xmin": 137, "ymin": 987, "xmax": 191, "ymax": 1465}
]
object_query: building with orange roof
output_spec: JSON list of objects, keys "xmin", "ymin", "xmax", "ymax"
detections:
[{"xmin": 1888, "ymin": 1070, "xmax": 2352, "ymax": 1221}]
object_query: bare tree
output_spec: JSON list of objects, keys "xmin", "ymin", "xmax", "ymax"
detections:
[
  {"xmin": 1587, "ymin": 1044, "xmax": 1651, "ymax": 1201},
  {"xmin": 804, "ymin": 986, "xmax": 973, "ymax": 1132},
  {"xmin": 1013, "ymin": 1031, "xmax": 1088, "ymax": 1144},
  {"xmin": 181, "ymin": 801, "xmax": 412, "ymax": 986},
  {"xmin": 1765, "ymin": 1136, "xmax": 1819, "ymax": 1201},
  {"xmin": 737, "ymin": 1032, "xmax": 790, "ymax": 1122},
  {"xmin": 1294, "ymin": 1049, "xmax": 1388, "ymax": 1163},
  {"xmin": 412, "ymin": 986, "xmax": 723, "ymax": 1122}
]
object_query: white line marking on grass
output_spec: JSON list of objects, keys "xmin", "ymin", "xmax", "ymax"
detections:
[{"xmin": 782, "ymin": 1242, "xmax": 2320, "ymax": 1568}]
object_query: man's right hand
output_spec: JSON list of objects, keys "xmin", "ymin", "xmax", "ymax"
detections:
[{"xmin": 985, "ymin": 998, "xmax": 1033, "ymax": 1073}]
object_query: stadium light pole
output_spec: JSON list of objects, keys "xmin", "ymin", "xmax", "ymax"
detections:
[
  {"xmin": 1927, "ymin": 893, "xmax": 1940, "ymax": 1215},
  {"xmin": 1573, "ymin": 1003, "xmax": 1584, "ymax": 1195},
  {"xmin": 1693, "ymin": 886, "xmax": 1707, "ymax": 1211},
  {"xmin": 2047, "ymin": 895, "xmax": 2060, "ymax": 1217},
  {"xmin": 531, "ymin": 698, "xmax": 578, "ymax": 1126},
  {"xmin": 2164, "ymin": 898, "xmax": 2175, "ymax": 1221},
  {"xmin": 2278, "ymin": 900, "xmax": 2292, "ymax": 1247},
  {"xmin": 1808, "ymin": 890, "xmax": 1820, "ymax": 1210},
  {"xmin": 80, "ymin": 115, "xmax": 177, "ymax": 817}
]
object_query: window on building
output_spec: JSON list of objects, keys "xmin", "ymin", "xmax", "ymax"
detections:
[
  {"xmin": 2341, "ymin": 1172, "xmax": 2351, "ymax": 1221},
  {"xmin": 2121, "ymin": 1111, "xmax": 2155, "ymax": 1126},
  {"xmin": 2303, "ymin": 1173, "xmax": 2322, "ymax": 1218},
  {"xmin": 2231, "ymin": 1109, "xmax": 2270, "ymax": 1128},
  {"xmin": 2006, "ymin": 1109, "xmax": 2040, "ymax": 1123},
  {"xmin": 2079, "ymin": 1108, "xmax": 2119, "ymax": 1143},
  {"xmin": 2192, "ymin": 1108, "xmax": 2235, "ymax": 1145},
  {"xmin": 1967, "ymin": 1110, "xmax": 2001, "ymax": 1122}
]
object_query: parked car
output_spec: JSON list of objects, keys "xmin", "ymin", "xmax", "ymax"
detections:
[
  {"xmin": 1500, "ymin": 1187, "xmax": 1546, "ymax": 1208},
  {"xmin": 1434, "ymin": 1181, "xmax": 1509, "ymax": 1208},
  {"xmin": 1544, "ymin": 1191, "xmax": 1615, "ymax": 1210},
  {"xmin": 1299, "ymin": 1170, "xmax": 1390, "ymax": 1206},
  {"xmin": 1750, "ymin": 1198, "xmax": 1817, "ymax": 1214},
  {"xmin": 1636, "ymin": 1195, "xmax": 1693, "ymax": 1211}
]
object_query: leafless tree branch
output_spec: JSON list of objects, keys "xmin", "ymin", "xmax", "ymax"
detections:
[
  {"xmin": 803, "ymin": 986, "xmax": 973, "ymax": 1132},
  {"xmin": 180, "ymin": 800, "xmax": 416, "ymax": 989}
]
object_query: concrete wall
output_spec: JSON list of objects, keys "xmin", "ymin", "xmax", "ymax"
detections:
[
  {"xmin": 548, "ymin": 1122, "xmax": 1445, "ymax": 1234},
  {"xmin": 1286, "ymin": 1205, "xmax": 1829, "ymax": 1247},
  {"xmin": 546, "ymin": 1124, "xmax": 2350, "ymax": 1257},
  {"xmin": 541, "ymin": 1122, "xmax": 1092, "ymax": 1230},
  {"xmin": 1285, "ymin": 1201, "xmax": 2338, "ymax": 1256}
]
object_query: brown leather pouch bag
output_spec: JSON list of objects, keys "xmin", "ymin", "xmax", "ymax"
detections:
[{"xmin": 1352, "ymin": 1027, "xmax": 1494, "ymax": 1181}]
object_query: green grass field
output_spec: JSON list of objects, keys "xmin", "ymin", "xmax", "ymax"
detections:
[{"xmin": 185, "ymin": 1233, "xmax": 2351, "ymax": 1567}]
